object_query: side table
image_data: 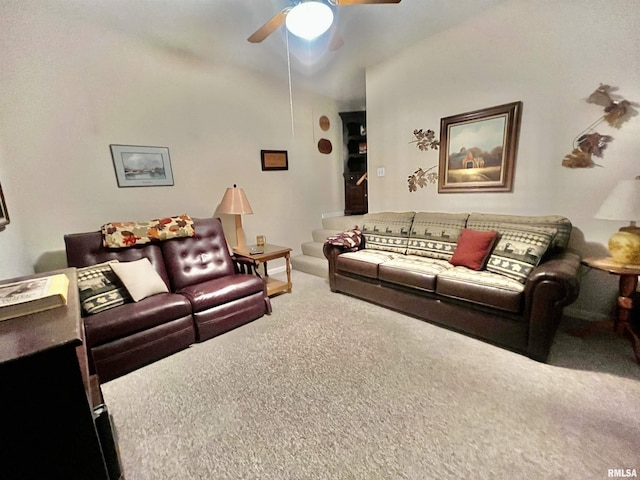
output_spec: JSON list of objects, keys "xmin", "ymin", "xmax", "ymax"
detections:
[
  {"xmin": 582, "ymin": 257, "xmax": 640, "ymax": 364},
  {"xmin": 234, "ymin": 243, "xmax": 292, "ymax": 297}
]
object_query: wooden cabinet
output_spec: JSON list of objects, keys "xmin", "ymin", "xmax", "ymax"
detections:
[
  {"xmin": 344, "ymin": 172, "xmax": 368, "ymax": 215},
  {"xmin": 339, "ymin": 111, "xmax": 368, "ymax": 215},
  {"xmin": 0, "ymin": 268, "xmax": 120, "ymax": 480}
]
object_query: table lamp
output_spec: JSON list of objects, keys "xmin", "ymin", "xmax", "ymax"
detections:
[
  {"xmin": 595, "ymin": 176, "xmax": 640, "ymax": 264},
  {"xmin": 218, "ymin": 184, "xmax": 253, "ymax": 248}
]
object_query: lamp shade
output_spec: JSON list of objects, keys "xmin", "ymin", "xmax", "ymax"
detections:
[
  {"xmin": 595, "ymin": 177, "xmax": 640, "ymax": 222},
  {"xmin": 218, "ymin": 185, "xmax": 253, "ymax": 215},
  {"xmin": 286, "ymin": 1, "xmax": 334, "ymax": 40}
]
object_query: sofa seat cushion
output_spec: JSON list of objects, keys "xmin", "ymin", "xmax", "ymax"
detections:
[
  {"xmin": 361, "ymin": 211, "xmax": 415, "ymax": 254},
  {"xmin": 177, "ymin": 274, "xmax": 265, "ymax": 312},
  {"xmin": 336, "ymin": 249, "xmax": 395, "ymax": 279},
  {"xmin": 407, "ymin": 212, "xmax": 469, "ymax": 260},
  {"xmin": 436, "ymin": 267, "xmax": 525, "ymax": 313},
  {"xmin": 84, "ymin": 292, "xmax": 192, "ymax": 347},
  {"xmin": 379, "ymin": 255, "xmax": 453, "ymax": 292}
]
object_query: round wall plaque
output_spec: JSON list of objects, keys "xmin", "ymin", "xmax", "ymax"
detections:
[
  {"xmin": 319, "ymin": 115, "xmax": 330, "ymax": 131},
  {"xmin": 318, "ymin": 138, "xmax": 332, "ymax": 154}
]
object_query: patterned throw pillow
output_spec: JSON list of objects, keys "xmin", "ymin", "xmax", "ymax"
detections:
[
  {"xmin": 77, "ymin": 261, "xmax": 132, "ymax": 316},
  {"xmin": 102, "ymin": 214, "xmax": 195, "ymax": 248},
  {"xmin": 485, "ymin": 225, "xmax": 556, "ymax": 283},
  {"xmin": 326, "ymin": 226, "xmax": 362, "ymax": 251}
]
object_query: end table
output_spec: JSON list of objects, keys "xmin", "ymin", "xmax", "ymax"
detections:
[
  {"xmin": 234, "ymin": 244, "xmax": 292, "ymax": 297},
  {"xmin": 582, "ymin": 257, "xmax": 640, "ymax": 364}
]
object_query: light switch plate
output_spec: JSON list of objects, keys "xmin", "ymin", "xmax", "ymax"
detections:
[{"xmin": 377, "ymin": 167, "xmax": 385, "ymax": 177}]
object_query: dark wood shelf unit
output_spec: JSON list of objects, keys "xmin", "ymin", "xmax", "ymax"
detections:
[{"xmin": 339, "ymin": 111, "xmax": 368, "ymax": 215}]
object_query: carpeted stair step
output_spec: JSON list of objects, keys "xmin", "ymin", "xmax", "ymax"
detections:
[
  {"xmin": 301, "ymin": 241, "xmax": 325, "ymax": 259},
  {"xmin": 322, "ymin": 215, "xmax": 365, "ymax": 231},
  {"xmin": 312, "ymin": 229, "xmax": 341, "ymax": 243},
  {"xmin": 291, "ymin": 215, "xmax": 366, "ymax": 279},
  {"xmin": 290, "ymin": 254, "xmax": 327, "ymax": 278}
]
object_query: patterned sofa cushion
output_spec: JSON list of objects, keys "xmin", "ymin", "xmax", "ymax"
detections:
[
  {"xmin": 407, "ymin": 212, "xmax": 469, "ymax": 260},
  {"xmin": 436, "ymin": 266, "xmax": 525, "ymax": 313},
  {"xmin": 336, "ymin": 249, "xmax": 395, "ymax": 279},
  {"xmin": 378, "ymin": 255, "xmax": 454, "ymax": 292},
  {"xmin": 467, "ymin": 213, "xmax": 571, "ymax": 252},
  {"xmin": 484, "ymin": 224, "xmax": 556, "ymax": 283},
  {"xmin": 77, "ymin": 261, "xmax": 132, "ymax": 316},
  {"xmin": 361, "ymin": 212, "xmax": 415, "ymax": 254}
]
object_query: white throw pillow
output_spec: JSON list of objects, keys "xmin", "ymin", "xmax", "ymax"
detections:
[{"xmin": 110, "ymin": 258, "xmax": 169, "ymax": 302}]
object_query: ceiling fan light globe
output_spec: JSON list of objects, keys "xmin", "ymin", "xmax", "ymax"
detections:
[{"xmin": 285, "ymin": 2, "xmax": 334, "ymax": 40}]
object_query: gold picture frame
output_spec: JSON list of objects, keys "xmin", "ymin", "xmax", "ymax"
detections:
[{"xmin": 438, "ymin": 101, "xmax": 522, "ymax": 193}]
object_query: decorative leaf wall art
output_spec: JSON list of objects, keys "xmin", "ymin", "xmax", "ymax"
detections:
[
  {"xmin": 408, "ymin": 129, "xmax": 440, "ymax": 192},
  {"xmin": 562, "ymin": 84, "xmax": 638, "ymax": 168}
]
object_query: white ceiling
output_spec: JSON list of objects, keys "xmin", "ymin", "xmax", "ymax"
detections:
[{"xmin": 51, "ymin": 0, "xmax": 506, "ymax": 108}]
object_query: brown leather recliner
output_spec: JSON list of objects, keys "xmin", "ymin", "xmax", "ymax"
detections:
[{"xmin": 64, "ymin": 217, "xmax": 271, "ymax": 382}]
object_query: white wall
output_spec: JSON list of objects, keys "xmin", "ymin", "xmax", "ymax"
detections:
[
  {"xmin": 366, "ymin": 0, "xmax": 640, "ymax": 320},
  {"xmin": 0, "ymin": 146, "xmax": 31, "ymax": 278},
  {"xmin": 0, "ymin": 2, "xmax": 344, "ymax": 279}
]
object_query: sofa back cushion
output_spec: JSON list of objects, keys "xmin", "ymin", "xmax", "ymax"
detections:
[
  {"xmin": 361, "ymin": 212, "xmax": 415, "ymax": 254},
  {"xmin": 466, "ymin": 213, "xmax": 572, "ymax": 253},
  {"xmin": 64, "ymin": 231, "xmax": 171, "ymax": 288},
  {"xmin": 484, "ymin": 224, "xmax": 556, "ymax": 283},
  {"xmin": 161, "ymin": 217, "xmax": 236, "ymax": 291},
  {"xmin": 407, "ymin": 212, "xmax": 469, "ymax": 260}
]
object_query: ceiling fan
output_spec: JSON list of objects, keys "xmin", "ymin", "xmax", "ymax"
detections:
[{"xmin": 247, "ymin": 0, "xmax": 401, "ymax": 45}]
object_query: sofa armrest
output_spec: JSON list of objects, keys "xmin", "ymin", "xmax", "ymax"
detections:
[
  {"xmin": 524, "ymin": 250, "xmax": 581, "ymax": 360},
  {"xmin": 525, "ymin": 250, "xmax": 581, "ymax": 303},
  {"xmin": 323, "ymin": 243, "xmax": 360, "ymax": 292}
]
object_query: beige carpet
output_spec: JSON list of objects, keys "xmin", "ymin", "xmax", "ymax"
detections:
[{"xmin": 102, "ymin": 271, "xmax": 640, "ymax": 480}]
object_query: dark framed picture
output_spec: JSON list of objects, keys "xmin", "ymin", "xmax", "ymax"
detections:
[
  {"xmin": 0, "ymin": 181, "xmax": 9, "ymax": 230},
  {"xmin": 261, "ymin": 150, "xmax": 288, "ymax": 171},
  {"xmin": 110, "ymin": 145, "xmax": 174, "ymax": 187},
  {"xmin": 438, "ymin": 101, "xmax": 522, "ymax": 193}
]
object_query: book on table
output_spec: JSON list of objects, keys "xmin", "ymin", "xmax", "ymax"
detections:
[{"xmin": 0, "ymin": 273, "xmax": 69, "ymax": 321}]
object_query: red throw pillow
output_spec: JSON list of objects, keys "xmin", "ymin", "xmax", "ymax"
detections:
[{"xmin": 449, "ymin": 228, "xmax": 499, "ymax": 270}]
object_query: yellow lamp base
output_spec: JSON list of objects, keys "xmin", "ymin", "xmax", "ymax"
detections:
[{"xmin": 609, "ymin": 230, "xmax": 640, "ymax": 265}]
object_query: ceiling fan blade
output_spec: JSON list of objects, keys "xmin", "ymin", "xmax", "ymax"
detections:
[
  {"xmin": 247, "ymin": 10, "xmax": 287, "ymax": 43},
  {"xmin": 334, "ymin": 0, "xmax": 401, "ymax": 4}
]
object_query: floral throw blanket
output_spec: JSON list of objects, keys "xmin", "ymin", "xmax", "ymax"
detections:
[{"xmin": 102, "ymin": 214, "xmax": 195, "ymax": 248}]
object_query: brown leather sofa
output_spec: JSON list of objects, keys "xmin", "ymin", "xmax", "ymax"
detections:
[
  {"xmin": 65, "ymin": 217, "xmax": 271, "ymax": 382},
  {"xmin": 324, "ymin": 211, "xmax": 581, "ymax": 362}
]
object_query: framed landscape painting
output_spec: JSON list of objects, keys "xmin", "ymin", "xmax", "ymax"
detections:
[
  {"xmin": 438, "ymin": 101, "xmax": 522, "ymax": 193},
  {"xmin": 110, "ymin": 145, "xmax": 174, "ymax": 187}
]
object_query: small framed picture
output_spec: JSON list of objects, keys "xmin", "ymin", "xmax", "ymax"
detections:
[
  {"xmin": 0, "ymin": 181, "xmax": 9, "ymax": 230},
  {"xmin": 110, "ymin": 145, "xmax": 174, "ymax": 187},
  {"xmin": 261, "ymin": 150, "xmax": 288, "ymax": 171}
]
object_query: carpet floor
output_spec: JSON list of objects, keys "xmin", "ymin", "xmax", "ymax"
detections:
[{"xmin": 102, "ymin": 271, "xmax": 640, "ymax": 480}]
